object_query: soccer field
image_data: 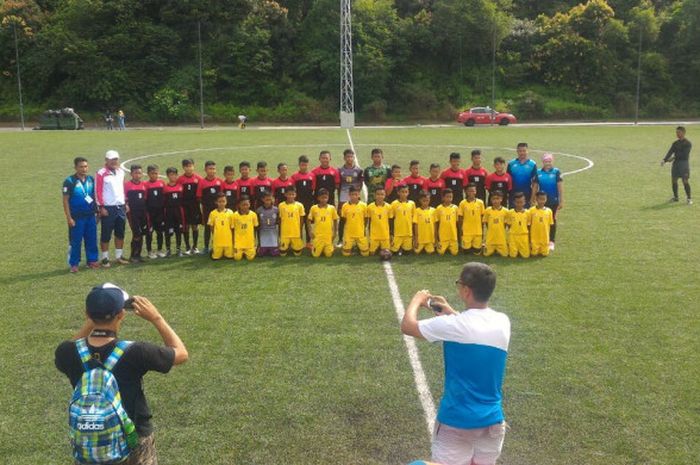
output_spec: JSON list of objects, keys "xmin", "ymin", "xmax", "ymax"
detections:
[{"xmin": 1, "ymin": 125, "xmax": 698, "ymax": 465}]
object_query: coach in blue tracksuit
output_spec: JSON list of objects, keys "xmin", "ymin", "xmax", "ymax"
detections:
[
  {"xmin": 507, "ymin": 142, "xmax": 538, "ymax": 207},
  {"xmin": 62, "ymin": 157, "xmax": 99, "ymax": 272}
]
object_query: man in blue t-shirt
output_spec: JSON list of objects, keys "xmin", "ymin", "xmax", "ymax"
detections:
[
  {"xmin": 537, "ymin": 153, "xmax": 564, "ymax": 251},
  {"xmin": 507, "ymin": 142, "xmax": 538, "ymax": 207},
  {"xmin": 402, "ymin": 263, "xmax": 510, "ymax": 465},
  {"xmin": 62, "ymin": 157, "xmax": 99, "ymax": 272}
]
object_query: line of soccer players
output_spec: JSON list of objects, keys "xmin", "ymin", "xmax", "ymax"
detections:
[{"xmin": 121, "ymin": 145, "xmax": 559, "ymax": 261}]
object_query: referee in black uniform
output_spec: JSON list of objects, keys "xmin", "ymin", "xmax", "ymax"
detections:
[{"xmin": 661, "ymin": 126, "xmax": 692, "ymax": 204}]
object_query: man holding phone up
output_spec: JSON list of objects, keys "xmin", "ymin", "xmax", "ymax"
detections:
[
  {"xmin": 401, "ymin": 263, "xmax": 510, "ymax": 465},
  {"xmin": 55, "ymin": 283, "xmax": 188, "ymax": 465}
]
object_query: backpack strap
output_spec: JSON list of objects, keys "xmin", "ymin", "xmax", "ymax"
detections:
[
  {"xmin": 103, "ymin": 340, "xmax": 133, "ymax": 372},
  {"xmin": 75, "ymin": 338, "xmax": 93, "ymax": 371}
]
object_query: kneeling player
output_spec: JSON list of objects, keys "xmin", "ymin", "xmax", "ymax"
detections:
[
  {"xmin": 307, "ymin": 188, "xmax": 339, "ymax": 258},
  {"xmin": 390, "ymin": 185, "xmax": 415, "ymax": 255},
  {"xmin": 458, "ymin": 183, "xmax": 485, "ymax": 254},
  {"xmin": 367, "ymin": 187, "xmax": 392, "ymax": 254},
  {"xmin": 435, "ymin": 189, "xmax": 459, "ymax": 256},
  {"xmin": 483, "ymin": 191, "xmax": 508, "ymax": 257},
  {"xmin": 256, "ymin": 192, "xmax": 280, "ymax": 257},
  {"xmin": 208, "ymin": 193, "xmax": 235, "ymax": 260},
  {"xmin": 340, "ymin": 186, "xmax": 369, "ymax": 256},
  {"xmin": 506, "ymin": 192, "xmax": 530, "ymax": 258},
  {"xmin": 413, "ymin": 192, "xmax": 436, "ymax": 254},
  {"xmin": 529, "ymin": 191, "xmax": 554, "ymax": 257},
  {"xmin": 278, "ymin": 187, "xmax": 306, "ymax": 256},
  {"xmin": 232, "ymin": 196, "xmax": 258, "ymax": 261}
]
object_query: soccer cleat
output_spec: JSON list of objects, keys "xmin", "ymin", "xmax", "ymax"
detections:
[
  {"xmin": 688, "ymin": 199, "xmax": 693, "ymax": 205},
  {"xmin": 70, "ymin": 265, "xmax": 79, "ymax": 273},
  {"xmin": 183, "ymin": 248, "xmax": 192, "ymax": 256},
  {"xmin": 670, "ymin": 197, "xmax": 679, "ymax": 202},
  {"xmin": 192, "ymin": 247, "xmax": 201, "ymax": 255},
  {"xmin": 178, "ymin": 250, "xmax": 185, "ymax": 257},
  {"xmin": 148, "ymin": 251, "xmax": 157, "ymax": 259},
  {"xmin": 165, "ymin": 250, "xmax": 172, "ymax": 257},
  {"xmin": 87, "ymin": 262, "xmax": 100, "ymax": 269},
  {"xmin": 157, "ymin": 250, "xmax": 167, "ymax": 258},
  {"xmin": 549, "ymin": 241, "xmax": 555, "ymax": 251},
  {"xmin": 116, "ymin": 257, "xmax": 130, "ymax": 265},
  {"xmin": 101, "ymin": 258, "xmax": 111, "ymax": 268}
]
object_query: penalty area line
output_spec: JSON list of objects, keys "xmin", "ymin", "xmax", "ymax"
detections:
[{"xmin": 345, "ymin": 128, "xmax": 437, "ymax": 437}]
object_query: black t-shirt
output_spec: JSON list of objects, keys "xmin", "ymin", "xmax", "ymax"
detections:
[{"xmin": 55, "ymin": 339, "xmax": 175, "ymax": 436}]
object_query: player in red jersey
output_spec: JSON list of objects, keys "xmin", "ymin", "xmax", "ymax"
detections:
[
  {"xmin": 464, "ymin": 149, "xmax": 489, "ymax": 203},
  {"xmin": 196, "ymin": 160, "xmax": 223, "ymax": 254},
  {"xmin": 164, "ymin": 167, "xmax": 186, "ymax": 256},
  {"xmin": 403, "ymin": 160, "xmax": 427, "ymax": 203},
  {"xmin": 144, "ymin": 164, "xmax": 166, "ymax": 258},
  {"xmin": 441, "ymin": 152, "xmax": 466, "ymax": 204},
  {"xmin": 177, "ymin": 158, "xmax": 203, "ymax": 255},
  {"xmin": 272, "ymin": 162, "xmax": 294, "ymax": 205},
  {"xmin": 252, "ymin": 161, "xmax": 273, "ymax": 209},
  {"xmin": 222, "ymin": 165, "xmax": 239, "ymax": 210},
  {"xmin": 485, "ymin": 157, "xmax": 513, "ymax": 206},
  {"xmin": 124, "ymin": 164, "xmax": 148, "ymax": 262},
  {"xmin": 312, "ymin": 150, "xmax": 340, "ymax": 205},
  {"xmin": 423, "ymin": 163, "xmax": 446, "ymax": 208},
  {"xmin": 236, "ymin": 161, "xmax": 255, "ymax": 201},
  {"xmin": 292, "ymin": 155, "xmax": 316, "ymax": 243}
]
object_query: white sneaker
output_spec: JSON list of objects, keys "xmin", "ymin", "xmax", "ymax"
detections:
[
  {"xmin": 549, "ymin": 242, "xmax": 555, "ymax": 251},
  {"xmin": 148, "ymin": 251, "xmax": 157, "ymax": 259},
  {"xmin": 192, "ymin": 247, "xmax": 201, "ymax": 255},
  {"xmin": 688, "ymin": 199, "xmax": 693, "ymax": 205},
  {"xmin": 157, "ymin": 250, "xmax": 167, "ymax": 258},
  {"xmin": 183, "ymin": 249, "xmax": 192, "ymax": 256}
]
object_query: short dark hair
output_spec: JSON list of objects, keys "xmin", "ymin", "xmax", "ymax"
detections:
[
  {"xmin": 277, "ymin": 162, "xmax": 287, "ymax": 170},
  {"xmin": 517, "ymin": 142, "xmax": 528, "ymax": 148},
  {"xmin": 459, "ymin": 262, "xmax": 496, "ymax": 302},
  {"xmin": 343, "ymin": 149, "xmax": 354, "ymax": 156},
  {"xmin": 449, "ymin": 152, "xmax": 461, "ymax": 160},
  {"xmin": 205, "ymin": 160, "xmax": 216, "ymax": 168},
  {"xmin": 513, "ymin": 191, "xmax": 525, "ymax": 200},
  {"xmin": 147, "ymin": 164, "xmax": 158, "ymax": 173},
  {"xmin": 466, "ymin": 182, "xmax": 477, "ymax": 190},
  {"xmin": 391, "ymin": 164, "xmax": 401, "ymax": 171},
  {"xmin": 677, "ymin": 126, "xmax": 686, "ymax": 133},
  {"xmin": 319, "ymin": 150, "xmax": 331, "ymax": 158},
  {"xmin": 182, "ymin": 158, "xmax": 194, "ymax": 167},
  {"xmin": 130, "ymin": 164, "xmax": 142, "ymax": 172},
  {"xmin": 374, "ymin": 186, "xmax": 386, "ymax": 193},
  {"xmin": 471, "ymin": 149, "xmax": 481, "ymax": 157},
  {"xmin": 239, "ymin": 161, "xmax": 251, "ymax": 169},
  {"xmin": 536, "ymin": 191, "xmax": 548, "ymax": 198},
  {"xmin": 494, "ymin": 157, "xmax": 506, "ymax": 164},
  {"xmin": 430, "ymin": 163, "xmax": 440, "ymax": 170},
  {"xmin": 216, "ymin": 192, "xmax": 226, "ymax": 199},
  {"xmin": 349, "ymin": 186, "xmax": 360, "ymax": 193},
  {"xmin": 417, "ymin": 191, "xmax": 429, "ymax": 201},
  {"xmin": 371, "ymin": 148, "xmax": 383, "ymax": 156},
  {"xmin": 317, "ymin": 188, "xmax": 329, "ymax": 197},
  {"xmin": 410, "ymin": 160, "xmax": 419, "ymax": 167},
  {"xmin": 298, "ymin": 155, "xmax": 309, "ymax": 164},
  {"xmin": 257, "ymin": 161, "xmax": 267, "ymax": 169},
  {"xmin": 74, "ymin": 157, "xmax": 88, "ymax": 166},
  {"xmin": 166, "ymin": 167, "xmax": 178, "ymax": 175},
  {"xmin": 285, "ymin": 185, "xmax": 296, "ymax": 193},
  {"xmin": 397, "ymin": 184, "xmax": 408, "ymax": 190},
  {"xmin": 442, "ymin": 189, "xmax": 453, "ymax": 197},
  {"xmin": 490, "ymin": 191, "xmax": 504, "ymax": 199},
  {"xmin": 262, "ymin": 191, "xmax": 273, "ymax": 198},
  {"xmin": 224, "ymin": 165, "xmax": 235, "ymax": 173},
  {"xmin": 239, "ymin": 194, "xmax": 251, "ymax": 202}
]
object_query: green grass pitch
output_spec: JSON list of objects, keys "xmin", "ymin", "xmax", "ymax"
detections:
[{"xmin": 0, "ymin": 125, "xmax": 698, "ymax": 465}]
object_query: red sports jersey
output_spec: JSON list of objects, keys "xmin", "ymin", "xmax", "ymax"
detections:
[
  {"xmin": 385, "ymin": 177, "xmax": 406, "ymax": 203},
  {"xmin": 441, "ymin": 168, "xmax": 466, "ymax": 203},
  {"xmin": 164, "ymin": 183, "xmax": 184, "ymax": 207},
  {"xmin": 144, "ymin": 179, "xmax": 166, "ymax": 209},
  {"xmin": 464, "ymin": 167, "xmax": 489, "ymax": 202},
  {"xmin": 222, "ymin": 180, "xmax": 238, "ymax": 209},
  {"xmin": 312, "ymin": 166, "xmax": 340, "ymax": 203},
  {"xmin": 251, "ymin": 176, "xmax": 273, "ymax": 204},
  {"xmin": 177, "ymin": 173, "xmax": 203, "ymax": 204},
  {"xmin": 402, "ymin": 175, "xmax": 426, "ymax": 202},
  {"xmin": 124, "ymin": 180, "xmax": 147, "ymax": 211},
  {"xmin": 196, "ymin": 177, "xmax": 223, "ymax": 208},
  {"xmin": 236, "ymin": 177, "xmax": 255, "ymax": 200},
  {"xmin": 423, "ymin": 177, "xmax": 446, "ymax": 208},
  {"xmin": 485, "ymin": 172, "xmax": 512, "ymax": 193},
  {"xmin": 272, "ymin": 177, "xmax": 294, "ymax": 204},
  {"xmin": 292, "ymin": 171, "xmax": 315, "ymax": 206}
]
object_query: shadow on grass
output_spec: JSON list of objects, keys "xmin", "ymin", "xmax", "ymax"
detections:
[
  {"xmin": 0, "ymin": 267, "xmax": 71, "ymax": 286},
  {"xmin": 639, "ymin": 201, "xmax": 686, "ymax": 211}
]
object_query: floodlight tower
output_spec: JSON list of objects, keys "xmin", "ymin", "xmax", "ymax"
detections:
[{"xmin": 340, "ymin": 0, "xmax": 355, "ymax": 128}]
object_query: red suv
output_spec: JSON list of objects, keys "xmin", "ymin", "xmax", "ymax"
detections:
[{"xmin": 457, "ymin": 107, "xmax": 517, "ymax": 126}]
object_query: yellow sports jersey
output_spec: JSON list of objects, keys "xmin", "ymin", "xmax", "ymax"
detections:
[
  {"xmin": 413, "ymin": 207, "xmax": 436, "ymax": 244},
  {"xmin": 506, "ymin": 209, "xmax": 530, "ymax": 235},
  {"xmin": 341, "ymin": 201, "xmax": 367, "ymax": 238},
  {"xmin": 279, "ymin": 201, "xmax": 305, "ymax": 238},
  {"xmin": 483, "ymin": 207, "xmax": 507, "ymax": 245},
  {"xmin": 367, "ymin": 202, "xmax": 392, "ymax": 240},
  {"xmin": 459, "ymin": 198, "xmax": 485, "ymax": 236},
  {"xmin": 529, "ymin": 206, "xmax": 553, "ymax": 244},
  {"xmin": 232, "ymin": 211, "xmax": 259, "ymax": 250},
  {"xmin": 435, "ymin": 204, "xmax": 458, "ymax": 242},
  {"xmin": 207, "ymin": 209, "xmax": 234, "ymax": 247},
  {"xmin": 391, "ymin": 200, "xmax": 415, "ymax": 237},
  {"xmin": 308, "ymin": 204, "xmax": 339, "ymax": 239}
]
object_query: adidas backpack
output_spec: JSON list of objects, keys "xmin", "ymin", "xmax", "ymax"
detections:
[{"xmin": 69, "ymin": 338, "xmax": 138, "ymax": 464}]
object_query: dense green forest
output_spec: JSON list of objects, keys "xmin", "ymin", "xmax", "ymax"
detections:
[{"xmin": 1, "ymin": 0, "xmax": 698, "ymax": 123}]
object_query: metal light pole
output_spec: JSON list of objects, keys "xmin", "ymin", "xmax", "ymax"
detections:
[
  {"xmin": 12, "ymin": 23, "xmax": 25, "ymax": 130},
  {"xmin": 197, "ymin": 21, "xmax": 205, "ymax": 129},
  {"xmin": 490, "ymin": 24, "xmax": 497, "ymax": 125},
  {"xmin": 340, "ymin": 0, "xmax": 355, "ymax": 128},
  {"xmin": 634, "ymin": 26, "xmax": 642, "ymax": 125}
]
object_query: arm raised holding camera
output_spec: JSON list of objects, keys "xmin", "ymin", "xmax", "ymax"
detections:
[
  {"xmin": 131, "ymin": 296, "xmax": 189, "ymax": 365},
  {"xmin": 401, "ymin": 290, "xmax": 458, "ymax": 339}
]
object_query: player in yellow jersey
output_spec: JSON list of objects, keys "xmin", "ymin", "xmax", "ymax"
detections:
[
  {"xmin": 435, "ymin": 189, "xmax": 459, "ymax": 255},
  {"xmin": 529, "ymin": 191, "xmax": 554, "ymax": 256},
  {"xmin": 390, "ymin": 185, "xmax": 415, "ymax": 255},
  {"xmin": 366, "ymin": 187, "xmax": 393, "ymax": 254},
  {"xmin": 483, "ymin": 191, "xmax": 508, "ymax": 257},
  {"xmin": 413, "ymin": 191, "xmax": 436, "ymax": 254},
  {"xmin": 506, "ymin": 192, "xmax": 530, "ymax": 258},
  {"xmin": 278, "ymin": 186, "xmax": 306, "ymax": 256},
  {"xmin": 458, "ymin": 183, "xmax": 485, "ymax": 254},
  {"xmin": 207, "ymin": 193, "xmax": 235, "ymax": 259},
  {"xmin": 340, "ymin": 186, "xmax": 369, "ymax": 256},
  {"xmin": 307, "ymin": 188, "xmax": 339, "ymax": 258},
  {"xmin": 232, "ymin": 195, "xmax": 259, "ymax": 261}
]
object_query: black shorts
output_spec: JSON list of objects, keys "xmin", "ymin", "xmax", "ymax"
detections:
[
  {"xmin": 201, "ymin": 205, "xmax": 215, "ymax": 226},
  {"xmin": 672, "ymin": 161, "xmax": 690, "ymax": 178},
  {"xmin": 128, "ymin": 209, "xmax": 148, "ymax": 237},
  {"xmin": 164, "ymin": 207, "xmax": 184, "ymax": 234},
  {"xmin": 147, "ymin": 208, "xmax": 165, "ymax": 232},
  {"xmin": 101, "ymin": 205, "xmax": 127, "ymax": 242},
  {"xmin": 183, "ymin": 203, "xmax": 201, "ymax": 226}
]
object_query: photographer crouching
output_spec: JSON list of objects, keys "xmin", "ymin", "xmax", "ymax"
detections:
[
  {"xmin": 401, "ymin": 263, "xmax": 510, "ymax": 465},
  {"xmin": 55, "ymin": 283, "xmax": 188, "ymax": 465}
]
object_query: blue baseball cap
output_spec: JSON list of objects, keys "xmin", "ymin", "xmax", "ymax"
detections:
[{"xmin": 86, "ymin": 283, "xmax": 130, "ymax": 320}]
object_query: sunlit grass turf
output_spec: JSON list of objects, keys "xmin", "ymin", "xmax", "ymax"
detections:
[{"xmin": 0, "ymin": 125, "xmax": 698, "ymax": 465}]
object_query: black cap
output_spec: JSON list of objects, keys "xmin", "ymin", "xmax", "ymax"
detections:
[{"xmin": 86, "ymin": 283, "xmax": 129, "ymax": 320}]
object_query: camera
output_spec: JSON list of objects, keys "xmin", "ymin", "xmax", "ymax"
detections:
[
  {"xmin": 426, "ymin": 298, "xmax": 442, "ymax": 314},
  {"xmin": 124, "ymin": 297, "xmax": 135, "ymax": 311}
]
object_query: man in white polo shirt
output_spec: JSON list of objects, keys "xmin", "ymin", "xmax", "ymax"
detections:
[
  {"xmin": 96, "ymin": 150, "xmax": 129, "ymax": 267},
  {"xmin": 401, "ymin": 262, "xmax": 510, "ymax": 465}
]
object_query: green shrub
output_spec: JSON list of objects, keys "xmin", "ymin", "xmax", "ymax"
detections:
[{"xmin": 513, "ymin": 90, "xmax": 546, "ymax": 119}]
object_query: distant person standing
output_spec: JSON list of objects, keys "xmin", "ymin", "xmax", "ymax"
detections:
[
  {"xmin": 238, "ymin": 114, "xmax": 248, "ymax": 129},
  {"xmin": 536, "ymin": 153, "xmax": 563, "ymax": 251},
  {"xmin": 63, "ymin": 157, "xmax": 99, "ymax": 272},
  {"xmin": 105, "ymin": 111, "xmax": 114, "ymax": 130},
  {"xmin": 97, "ymin": 150, "xmax": 129, "ymax": 267},
  {"xmin": 401, "ymin": 263, "xmax": 510, "ymax": 465},
  {"xmin": 507, "ymin": 143, "xmax": 538, "ymax": 207},
  {"xmin": 117, "ymin": 110, "xmax": 126, "ymax": 130},
  {"xmin": 661, "ymin": 126, "xmax": 692, "ymax": 204}
]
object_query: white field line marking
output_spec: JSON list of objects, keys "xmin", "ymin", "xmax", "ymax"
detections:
[{"xmin": 345, "ymin": 128, "xmax": 437, "ymax": 436}]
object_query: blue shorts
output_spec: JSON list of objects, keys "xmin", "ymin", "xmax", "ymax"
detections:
[{"xmin": 101, "ymin": 205, "xmax": 127, "ymax": 242}]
